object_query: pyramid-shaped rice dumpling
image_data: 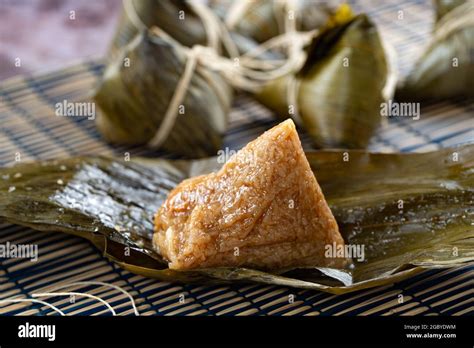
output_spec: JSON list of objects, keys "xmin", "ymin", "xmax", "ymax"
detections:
[{"xmin": 153, "ymin": 120, "xmax": 346, "ymax": 270}]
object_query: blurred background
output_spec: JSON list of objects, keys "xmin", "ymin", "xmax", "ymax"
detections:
[
  {"xmin": 0, "ymin": 0, "xmax": 121, "ymax": 80},
  {"xmin": 0, "ymin": 0, "xmax": 435, "ymax": 81}
]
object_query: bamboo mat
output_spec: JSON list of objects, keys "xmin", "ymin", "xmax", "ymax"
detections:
[{"xmin": 0, "ymin": 0, "xmax": 473, "ymax": 316}]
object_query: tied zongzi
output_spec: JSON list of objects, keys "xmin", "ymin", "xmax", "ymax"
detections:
[
  {"xmin": 396, "ymin": 0, "xmax": 474, "ymax": 101},
  {"xmin": 110, "ymin": 0, "xmax": 285, "ymax": 59},
  {"xmin": 257, "ymin": 13, "xmax": 391, "ymax": 148},
  {"xmin": 153, "ymin": 119, "xmax": 347, "ymax": 270},
  {"xmin": 111, "ymin": 0, "xmax": 208, "ymax": 54},
  {"xmin": 434, "ymin": 0, "xmax": 467, "ymax": 22},
  {"xmin": 94, "ymin": 30, "xmax": 233, "ymax": 158},
  {"xmin": 213, "ymin": 0, "xmax": 342, "ymax": 43}
]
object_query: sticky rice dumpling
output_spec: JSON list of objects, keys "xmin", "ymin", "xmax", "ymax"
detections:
[
  {"xmin": 212, "ymin": 0, "xmax": 342, "ymax": 44},
  {"xmin": 434, "ymin": 0, "xmax": 467, "ymax": 22},
  {"xmin": 396, "ymin": 0, "xmax": 474, "ymax": 101},
  {"xmin": 110, "ymin": 0, "xmax": 272, "ymax": 59},
  {"xmin": 153, "ymin": 119, "xmax": 346, "ymax": 270},
  {"xmin": 110, "ymin": 0, "xmax": 207, "ymax": 54},
  {"xmin": 256, "ymin": 14, "xmax": 390, "ymax": 149},
  {"xmin": 94, "ymin": 30, "xmax": 233, "ymax": 158}
]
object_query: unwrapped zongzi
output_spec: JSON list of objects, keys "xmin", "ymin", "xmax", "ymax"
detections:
[{"xmin": 153, "ymin": 119, "xmax": 346, "ymax": 270}]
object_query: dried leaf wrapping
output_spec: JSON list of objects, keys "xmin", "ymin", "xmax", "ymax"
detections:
[
  {"xmin": 94, "ymin": 31, "xmax": 233, "ymax": 158},
  {"xmin": 396, "ymin": 1, "xmax": 474, "ymax": 101},
  {"xmin": 434, "ymin": 0, "xmax": 467, "ymax": 22},
  {"xmin": 256, "ymin": 14, "xmax": 391, "ymax": 148},
  {"xmin": 0, "ymin": 145, "xmax": 473, "ymax": 293},
  {"xmin": 211, "ymin": 0, "xmax": 341, "ymax": 43},
  {"xmin": 110, "ymin": 0, "xmax": 208, "ymax": 54},
  {"xmin": 109, "ymin": 0, "xmax": 282, "ymax": 59}
]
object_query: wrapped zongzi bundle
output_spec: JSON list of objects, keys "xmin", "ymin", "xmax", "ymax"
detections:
[
  {"xmin": 111, "ymin": 0, "xmax": 207, "ymax": 54},
  {"xmin": 397, "ymin": 0, "xmax": 474, "ymax": 101},
  {"xmin": 153, "ymin": 119, "xmax": 347, "ymax": 270},
  {"xmin": 94, "ymin": 30, "xmax": 233, "ymax": 158},
  {"xmin": 256, "ymin": 13, "xmax": 392, "ymax": 148},
  {"xmin": 434, "ymin": 0, "xmax": 467, "ymax": 22},
  {"xmin": 213, "ymin": 0, "xmax": 343, "ymax": 43},
  {"xmin": 109, "ymin": 0, "xmax": 282, "ymax": 63}
]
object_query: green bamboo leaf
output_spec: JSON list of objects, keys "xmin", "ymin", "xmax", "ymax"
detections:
[
  {"xmin": 434, "ymin": 0, "xmax": 467, "ymax": 23},
  {"xmin": 396, "ymin": 1, "xmax": 474, "ymax": 101},
  {"xmin": 211, "ymin": 0, "xmax": 340, "ymax": 44},
  {"xmin": 108, "ymin": 0, "xmax": 285, "ymax": 61},
  {"xmin": 0, "ymin": 145, "xmax": 472, "ymax": 293},
  {"xmin": 110, "ymin": 0, "xmax": 208, "ymax": 53},
  {"xmin": 94, "ymin": 31, "xmax": 233, "ymax": 158},
  {"xmin": 256, "ymin": 14, "xmax": 391, "ymax": 149}
]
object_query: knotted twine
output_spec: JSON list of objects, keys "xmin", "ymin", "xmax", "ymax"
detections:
[{"xmin": 122, "ymin": 0, "xmax": 317, "ymax": 149}]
